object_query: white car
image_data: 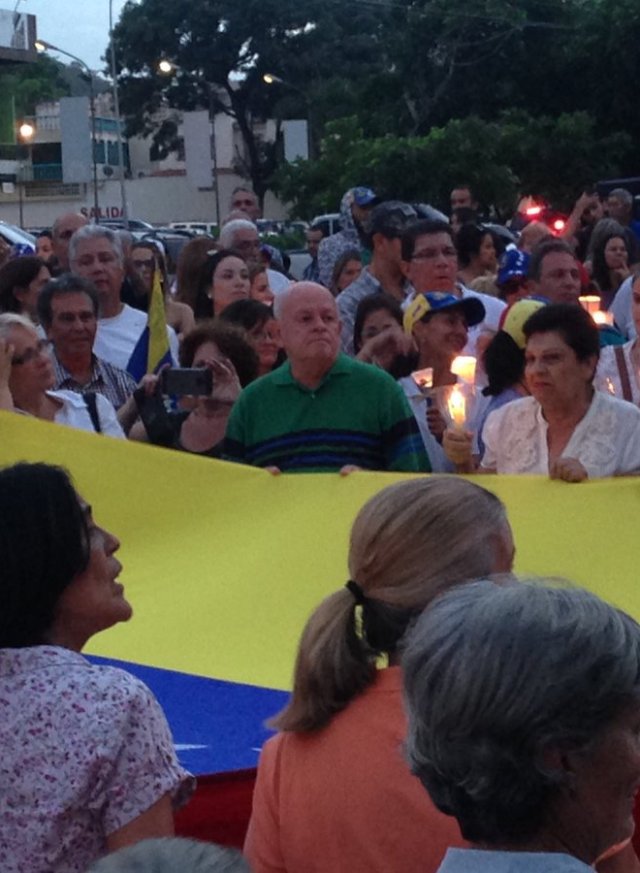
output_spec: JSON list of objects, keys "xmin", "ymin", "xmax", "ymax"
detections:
[{"xmin": 0, "ymin": 221, "xmax": 35, "ymax": 250}]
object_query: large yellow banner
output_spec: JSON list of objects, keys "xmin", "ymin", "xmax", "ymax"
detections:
[{"xmin": 2, "ymin": 411, "xmax": 638, "ymax": 691}]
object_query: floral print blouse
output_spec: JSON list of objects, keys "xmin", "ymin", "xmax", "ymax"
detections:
[{"xmin": 0, "ymin": 645, "xmax": 194, "ymax": 872}]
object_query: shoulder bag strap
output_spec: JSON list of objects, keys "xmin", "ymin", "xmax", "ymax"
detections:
[
  {"xmin": 82, "ymin": 392, "xmax": 102, "ymax": 434},
  {"xmin": 614, "ymin": 346, "xmax": 633, "ymax": 403}
]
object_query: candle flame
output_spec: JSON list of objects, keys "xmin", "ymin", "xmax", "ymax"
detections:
[
  {"xmin": 579, "ymin": 295, "xmax": 601, "ymax": 315},
  {"xmin": 451, "ymin": 356, "xmax": 477, "ymax": 384},
  {"xmin": 448, "ymin": 384, "xmax": 466, "ymax": 429},
  {"xmin": 592, "ymin": 310, "xmax": 614, "ymax": 326}
]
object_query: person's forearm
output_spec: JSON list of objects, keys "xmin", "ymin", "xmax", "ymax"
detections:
[
  {"xmin": 117, "ymin": 395, "xmax": 139, "ymax": 435},
  {"xmin": 0, "ymin": 385, "xmax": 14, "ymax": 411}
]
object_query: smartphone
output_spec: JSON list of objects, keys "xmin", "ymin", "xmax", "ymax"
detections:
[{"xmin": 160, "ymin": 367, "xmax": 213, "ymax": 396}]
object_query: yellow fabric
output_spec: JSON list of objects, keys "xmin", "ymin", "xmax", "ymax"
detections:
[
  {"xmin": 147, "ymin": 268, "xmax": 170, "ymax": 373},
  {"xmin": 1, "ymin": 410, "xmax": 638, "ymax": 691}
]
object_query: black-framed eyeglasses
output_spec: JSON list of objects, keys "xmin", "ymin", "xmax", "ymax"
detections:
[{"xmin": 12, "ymin": 338, "xmax": 52, "ymax": 366}]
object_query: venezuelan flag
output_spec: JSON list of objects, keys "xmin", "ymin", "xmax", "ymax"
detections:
[
  {"xmin": 2, "ymin": 413, "xmax": 640, "ymax": 775},
  {"xmin": 126, "ymin": 267, "xmax": 173, "ymax": 381}
]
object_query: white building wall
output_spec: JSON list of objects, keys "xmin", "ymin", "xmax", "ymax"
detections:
[{"xmin": 0, "ymin": 172, "xmax": 289, "ymax": 228}]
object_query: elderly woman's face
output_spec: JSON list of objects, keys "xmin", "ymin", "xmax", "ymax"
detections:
[
  {"xmin": 565, "ymin": 701, "xmax": 640, "ymax": 859},
  {"xmin": 524, "ymin": 331, "xmax": 595, "ymax": 407},
  {"xmin": 8, "ymin": 325, "xmax": 55, "ymax": 399}
]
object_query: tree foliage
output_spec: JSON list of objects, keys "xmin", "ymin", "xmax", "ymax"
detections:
[
  {"xmin": 110, "ymin": 0, "xmax": 640, "ymax": 215},
  {"xmin": 273, "ymin": 112, "xmax": 633, "ymax": 218},
  {"xmin": 0, "ymin": 54, "xmax": 69, "ymax": 121}
]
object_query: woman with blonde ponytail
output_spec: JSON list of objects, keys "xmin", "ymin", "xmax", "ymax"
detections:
[{"xmin": 244, "ymin": 477, "xmax": 515, "ymax": 873}]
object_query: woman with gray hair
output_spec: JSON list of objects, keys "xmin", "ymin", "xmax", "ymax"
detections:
[
  {"xmin": 245, "ymin": 477, "xmax": 515, "ymax": 873},
  {"xmin": 403, "ymin": 580, "xmax": 640, "ymax": 873}
]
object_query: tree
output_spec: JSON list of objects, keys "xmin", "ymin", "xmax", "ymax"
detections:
[
  {"xmin": 0, "ymin": 54, "xmax": 69, "ymax": 143},
  {"xmin": 110, "ymin": 0, "xmax": 386, "ymax": 204},
  {"xmin": 273, "ymin": 111, "xmax": 633, "ymax": 219}
]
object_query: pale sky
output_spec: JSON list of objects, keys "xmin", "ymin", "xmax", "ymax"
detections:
[{"xmin": 14, "ymin": 0, "xmax": 129, "ymax": 72}]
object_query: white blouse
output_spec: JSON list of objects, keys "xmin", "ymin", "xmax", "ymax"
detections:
[{"xmin": 481, "ymin": 391, "xmax": 640, "ymax": 478}]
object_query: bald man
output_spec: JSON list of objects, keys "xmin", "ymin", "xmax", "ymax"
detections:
[{"xmin": 224, "ymin": 282, "xmax": 430, "ymax": 473}]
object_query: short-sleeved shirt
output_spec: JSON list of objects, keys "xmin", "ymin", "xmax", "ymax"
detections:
[
  {"xmin": 94, "ymin": 304, "xmax": 179, "ymax": 373},
  {"xmin": 336, "ymin": 269, "xmax": 413, "ymax": 356},
  {"xmin": 481, "ymin": 391, "xmax": 640, "ymax": 477},
  {"xmin": 52, "ymin": 353, "xmax": 137, "ymax": 411},
  {"xmin": 0, "ymin": 645, "xmax": 193, "ymax": 873},
  {"xmin": 48, "ymin": 389, "xmax": 125, "ymax": 439},
  {"xmin": 224, "ymin": 354, "xmax": 431, "ymax": 473}
]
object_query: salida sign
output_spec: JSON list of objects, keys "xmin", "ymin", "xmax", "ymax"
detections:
[{"xmin": 80, "ymin": 206, "xmax": 124, "ymax": 219}]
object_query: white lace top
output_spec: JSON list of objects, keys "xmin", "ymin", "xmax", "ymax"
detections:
[{"xmin": 481, "ymin": 391, "xmax": 640, "ymax": 478}]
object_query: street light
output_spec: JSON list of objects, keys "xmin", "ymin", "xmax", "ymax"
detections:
[
  {"xmin": 262, "ymin": 71, "xmax": 313, "ymax": 160},
  {"xmin": 35, "ymin": 38, "xmax": 100, "ymax": 222},
  {"xmin": 157, "ymin": 58, "xmax": 221, "ymax": 223},
  {"xmin": 16, "ymin": 120, "xmax": 34, "ymax": 229}
]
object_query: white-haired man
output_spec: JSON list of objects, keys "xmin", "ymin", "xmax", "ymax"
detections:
[
  {"xmin": 219, "ymin": 219, "xmax": 290, "ymax": 295},
  {"xmin": 69, "ymin": 225, "xmax": 178, "ymax": 374},
  {"xmin": 224, "ymin": 282, "xmax": 430, "ymax": 473}
]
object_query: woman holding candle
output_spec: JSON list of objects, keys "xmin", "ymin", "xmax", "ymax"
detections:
[
  {"xmin": 398, "ymin": 291, "xmax": 485, "ymax": 471},
  {"xmin": 596, "ymin": 274, "xmax": 640, "ymax": 405},
  {"xmin": 444, "ymin": 303, "xmax": 640, "ymax": 480}
]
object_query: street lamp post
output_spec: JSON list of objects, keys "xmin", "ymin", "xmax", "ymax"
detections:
[
  {"xmin": 158, "ymin": 59, "xmax": 221, "ymax": 223},
  {"xmin": 262, "ymin": 72, "xmax": 313, "ymax": 160},
  {"xmin": 35, "ymin": 39, "xmax": 100, "ymax": 222},
  {"xmin": 17, "ymin": 121, "xmax": 34, "ymax": 229},
  {"xmin": 109, "ymin": 0, "xmax": 130, "ymax": 229}
]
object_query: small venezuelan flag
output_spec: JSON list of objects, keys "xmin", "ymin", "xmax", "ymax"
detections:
[{"xmin": 127, "ymin": 268, "xmax": 173, "ymax": 380}]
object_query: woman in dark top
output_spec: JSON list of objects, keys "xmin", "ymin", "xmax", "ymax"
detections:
[{"xmin": 130, "ymin": 321, "xmax": 258, "ymax": 456}]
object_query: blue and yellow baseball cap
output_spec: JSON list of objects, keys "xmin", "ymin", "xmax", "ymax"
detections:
[{"xmin": 403, "ymin": 292, "xmax": 486, "ymax": 334}]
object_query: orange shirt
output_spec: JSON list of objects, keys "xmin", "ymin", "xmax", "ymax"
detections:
[{"xmin": 244, "ymin": 667, "xmax": 466, "ymax": 873}]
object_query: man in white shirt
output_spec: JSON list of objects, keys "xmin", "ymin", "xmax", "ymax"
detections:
[{"xmin": 68, "ymin": 226, "xmax": 178, "ymax": 373}]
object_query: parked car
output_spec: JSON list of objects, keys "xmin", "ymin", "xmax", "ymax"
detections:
[
  {"xmin": 100, "ymin": 218, "xmax": 155, "ymax": 231},
  {"xmin": 310, "ymin": 213, "xmax": 341, "ymax": 236},
  {"xmin": 141, "ymin": 228, "xmax": 199, "ymax": 276},
  {"xmin": 0, "ymin": 221, "xmax": 36, "ymax": 250},
  {"xmin": 168, "ymin": 221, "xmax": 218, "ymax": 237}
]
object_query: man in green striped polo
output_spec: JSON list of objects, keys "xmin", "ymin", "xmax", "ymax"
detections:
[{"xmin": 224, "ymin": 283, "xmax": 431, "ymax": 474}]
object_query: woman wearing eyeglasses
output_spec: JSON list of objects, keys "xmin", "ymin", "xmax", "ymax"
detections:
[
  {"xmin": 0, "ymin": 313, "xmax": 124, "ymax": 437},
  {"xmin": 126, "ymin": 241, "xmax": 195, "ymax": 341}
]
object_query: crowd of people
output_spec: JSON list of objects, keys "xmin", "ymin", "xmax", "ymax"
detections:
[
  {"xmin": 3, "ymin": 182, "xmax": 640, "ymax": 871},
  {"xmin": 2, "ymin": 181, "xmax": 640, "ymax": 481}
]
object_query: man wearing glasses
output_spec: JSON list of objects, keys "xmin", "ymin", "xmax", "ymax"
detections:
[{"xmin": 400, "ymin": 219, "xmax": 506, "ymax": 358}]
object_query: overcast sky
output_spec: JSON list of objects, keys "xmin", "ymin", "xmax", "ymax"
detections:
[{"xmin": 16, "ymin": 0, "xmax": 129, "ymax": 71}]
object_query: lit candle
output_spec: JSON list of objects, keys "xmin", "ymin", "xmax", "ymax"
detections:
[
  {"xmin": 579, "ymin": 295, "xmax": 601, "ymax": 315},
  {"xmin": 451, "ymin": 356, "xmax": 477, "ymax": 384},
  {"xmin": 411, "ymin": 367, "xmax": 433, "ymax": 391},
  {"xmin": 448, "ymin": 384, "xmax": 466, "ymax": 430},
  {"xmin": 592, "ymin": 310, "xmax": 614, "ymax": 326}
]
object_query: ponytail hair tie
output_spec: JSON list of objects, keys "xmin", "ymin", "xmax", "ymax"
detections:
[{"xmin": 345, "ymin": 579, "xmax": 366, "ymax": 605}]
